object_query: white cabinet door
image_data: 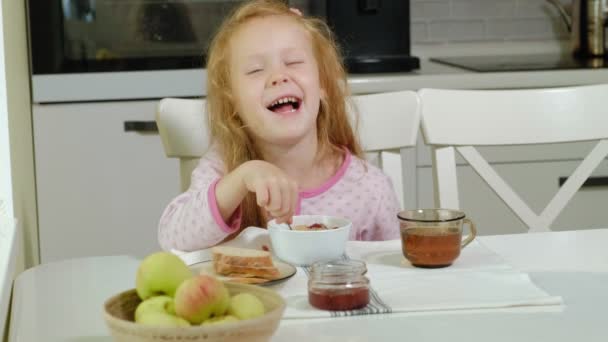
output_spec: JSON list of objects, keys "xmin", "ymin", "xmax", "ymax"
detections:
[
  {"xmin": 417, "ymin": 160, "xmax": 608, "ymax": 235},
  {"xmin": 33, "ymin": 101, "xmax": 180, "ymax": 263}
]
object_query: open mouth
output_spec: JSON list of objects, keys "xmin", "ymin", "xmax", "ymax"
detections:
[{"xmin": 266, "ymin": 96, "xmax": 302, "ymax": 114}]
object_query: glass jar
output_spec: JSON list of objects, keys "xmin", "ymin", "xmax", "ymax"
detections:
[{"xmin": 307, "ymin": 259, "xmax": 370, "ymax": 311}]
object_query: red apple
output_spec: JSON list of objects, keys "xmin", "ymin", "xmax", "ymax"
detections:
[{"xmin": 173, "ymin": 275, "xmax": 230, "ymax": 324}]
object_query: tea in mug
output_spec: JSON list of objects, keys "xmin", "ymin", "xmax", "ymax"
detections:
[
  {"xmin": 398, "ymin": 209, "xmax": 477, "ymax": 268},
  {"xmin": 401, "ymin": 227, "xmax": 461, "ymax": 268}
]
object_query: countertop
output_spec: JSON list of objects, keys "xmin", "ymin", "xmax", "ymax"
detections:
[
  {"xmin": 32, "ymin": 40, "xmax": 608, "ymax": 103},
  {"xmin": 349, "ymin": 40, "xmax": 608, "ymax": 94}
]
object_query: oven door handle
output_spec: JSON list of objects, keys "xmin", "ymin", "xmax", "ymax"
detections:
[{"xmin": 123, "ymin": 121, "xmax": 158, "ymax": 133}]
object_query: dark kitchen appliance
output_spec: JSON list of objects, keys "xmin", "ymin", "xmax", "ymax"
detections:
[
  {"xmin": 309, "ymin": 0, "xmax": 420, "ymax": 73},
  {"xmin": 26, "ymin": 0, "xmax": 419, "ymax": 102},
  {"xmin": 27, "ymin": 0, "xmax": 251, "ymax": 102},
  {"xmin": 27, "ymin": 0, "xmax": 246, "ymax": 75}
]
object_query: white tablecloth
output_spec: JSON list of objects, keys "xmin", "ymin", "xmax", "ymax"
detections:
[
  {"xmin": 9, "ymin": 228, "xmax": 608, "ymax": 342},
  {"xmin": 180, "ymin": 227, "xmax": 563, "ymax": 319}
]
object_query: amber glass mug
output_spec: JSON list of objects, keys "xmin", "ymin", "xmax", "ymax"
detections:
[{"xmin": 398, "ymin": 209, "xmax": 477, "ymax": 268}]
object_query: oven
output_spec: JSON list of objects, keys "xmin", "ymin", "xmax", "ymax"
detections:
[
  {"xmin": 27, "ymin": 0, "xmax": 247, "ymax": 103},
  {"xmin": 27, "ymin": 1, "xmax": 418, "ymax": 103}
]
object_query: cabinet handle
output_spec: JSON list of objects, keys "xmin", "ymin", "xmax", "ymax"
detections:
[
  {"xmin": 558, "ymin": 176, "xmax": 608, "ymax": 188},
  {"xmin": 124, "ymin": 121, "xmax": 158, "ymax": 133}
]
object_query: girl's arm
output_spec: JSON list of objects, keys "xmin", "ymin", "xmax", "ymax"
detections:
[
  {"xmin": 158, "ymin": 149, "xmax": 243, "ymax": 251},
  {"xmin": 216, "ymin": 160, "xmax": 298, "ymax": 226},
  {"xmin": 158, "ymin": 151, "xmax": 298, "ymax": 251}
]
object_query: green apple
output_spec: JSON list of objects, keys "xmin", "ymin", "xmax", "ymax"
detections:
[
  {"xmin": 136, "ymin": 252, "xmax": 193, "ymax": 300},
  {"xmin": 227, "ymin": 293, "xmax": 265, "ymax": 320},
  {"xmin": 135, "ymin": 295, "xmax": 190, "ymax": 327},
  {"xmin": 202, "ymin": 315, "xmax": 239, "ymax": 325},
  {"xmin": 137, "ymin": 311, "xmax": 191, "ymax": 327},
  {"xmin": 174, "ymin": 275, "xmax": 231, "ymax": 324},
  {"xmin": 135, "ymin": 295, "xmax": 176, "ymax": 322}
]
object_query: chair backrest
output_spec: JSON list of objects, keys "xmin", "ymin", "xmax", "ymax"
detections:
[
  {"xmin": 156, "ymin": 90, "xmax": 420, "ymax": 208},
  {"xmin": 419, "ymin": 84, "xmax": 608, "ymax": 232},
  {"xmin": 1, "ymin": 213, "xmax": 19, "ymax": 340},
  {"xmin": 156, "ymin": 98, "xmax": 209, "ymax": 192},
  {"xmin": 351, "ymin": 91, "xmax": 420, "ymax": 209}
]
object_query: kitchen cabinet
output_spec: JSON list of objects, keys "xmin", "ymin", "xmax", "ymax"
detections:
[
  {"xmin": 33, "ymin": 101, "xmax": 180, "ymax": 263},
  {"xmin": 416, "ymin": 142, "xmax": 608, "ymax": 235}
]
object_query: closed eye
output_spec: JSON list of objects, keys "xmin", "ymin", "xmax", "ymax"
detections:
[
  {"xmin": 246, "ymin": 69, "xmax": 263, "ymax": 75},
  {"xmin": 286, "ymin": 61, "xmax": 304, "ymax": 66}
]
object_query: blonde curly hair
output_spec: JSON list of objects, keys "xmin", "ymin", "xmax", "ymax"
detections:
[{"xmin": 206, "ymin": 0, "xmax": 362, "ymax": 228}]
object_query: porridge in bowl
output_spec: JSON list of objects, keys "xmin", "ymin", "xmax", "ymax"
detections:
[{"xmin": 292, "ymin": 223, "xmax": 338, "ymax": 231}]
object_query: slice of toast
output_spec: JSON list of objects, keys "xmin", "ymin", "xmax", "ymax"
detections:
[
  {"xmin": 225, "ymin": 277, "xmax": 270, "ymax": 285},
  {"xmin": 211, "ymin": 246, "xmax": 275, "ymax": 268},
  {"xmin": 214, "ymin": 261, "xmax": 280, "ymax": 280},
  {"xmin": 211, "ymin": 246, "xmax": 280, "ymax": 280}
]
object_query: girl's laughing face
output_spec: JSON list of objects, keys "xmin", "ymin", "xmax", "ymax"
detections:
[{"xmin": 229, "ymin": 16, "xmax": 322, "ymax": 147}]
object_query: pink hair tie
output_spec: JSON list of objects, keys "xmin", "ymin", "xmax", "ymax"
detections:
[{"xmin": 289, "ymin": 8, "xmax": 303, "ymax": 16}]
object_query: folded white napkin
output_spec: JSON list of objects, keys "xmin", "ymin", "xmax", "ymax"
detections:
[
  {"xmin": 177, "ymin": 227, "xmax": 563, "ymax": 319},
  {"xmin": 272, "ymin": 239, "xmax": 563, "ymax": 318}
]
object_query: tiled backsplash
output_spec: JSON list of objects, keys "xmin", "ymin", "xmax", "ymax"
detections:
[{"xmin": 412, "ymin": 0, "xmax": 569, "ymax": 43}]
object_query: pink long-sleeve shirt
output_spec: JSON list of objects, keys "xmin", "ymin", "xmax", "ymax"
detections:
[{"xmin": 158, "ymin": 147, "xmax": 401, "ymax": 251}]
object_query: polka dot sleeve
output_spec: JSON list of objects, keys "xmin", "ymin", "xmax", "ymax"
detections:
[{"xmin": 157, "ymin": 148, "xmax": 241, "ymax": 251}]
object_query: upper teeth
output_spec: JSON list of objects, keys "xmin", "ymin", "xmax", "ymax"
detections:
[{"xmin": 269, "ymin": 97, "xmax": 297, "ymax": 107}]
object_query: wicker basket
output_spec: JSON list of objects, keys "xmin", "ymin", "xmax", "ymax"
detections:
[{"xmin": 103, "ymin": 283, "xmax": 286, "ymax": 342}]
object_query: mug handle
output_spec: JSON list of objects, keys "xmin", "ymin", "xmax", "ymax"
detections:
[{"xmin": 461, "ymin": 218, "xmax": 477, "ymax": 249}]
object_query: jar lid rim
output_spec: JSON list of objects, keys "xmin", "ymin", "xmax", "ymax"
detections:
[{"xmin": 310, "ymin": 259, "xmax": 367, "ymax": 276}]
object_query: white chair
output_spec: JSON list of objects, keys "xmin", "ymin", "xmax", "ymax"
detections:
[
  {"xmin": 156, "ymin": 90, "xmax": 420, "ymax": 209},
  {"xmin": 351, "ymin": 91, "xmax": 420, "ymax": 209},
  {"xmin": 419, "ymin": 84, "xmax": 608, "ymax": 233},
  {"xmin": 156, "ymin": 98, "xmax": 210, "ymax": 193}
]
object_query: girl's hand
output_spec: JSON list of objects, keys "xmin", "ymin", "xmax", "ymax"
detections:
[{"xmin": 241, "ymin": 160, "xmax": 298, "ymax": 224}]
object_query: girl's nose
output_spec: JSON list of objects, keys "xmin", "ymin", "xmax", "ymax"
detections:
[{"xmin": 269, "ymin": 75, "xmax": 289, "ymax": 87}]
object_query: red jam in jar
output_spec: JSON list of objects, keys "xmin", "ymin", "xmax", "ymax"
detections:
[
  {"xmin": 308, "ymin": 287, "xmax": 370, "ymax": 311},
  {"xmin": 307, "ymin": 260, "xmax": 370, "ymax": 311}
]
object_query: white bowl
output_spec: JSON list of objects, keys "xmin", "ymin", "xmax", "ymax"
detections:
[{"xmin": 267, "ymin": 215, "xmax": 352, "ymax": 266}]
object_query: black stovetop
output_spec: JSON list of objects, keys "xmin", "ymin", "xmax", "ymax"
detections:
[{"xmin": 430, "ymin": 54, "xmax": 608, "ymax": 72}]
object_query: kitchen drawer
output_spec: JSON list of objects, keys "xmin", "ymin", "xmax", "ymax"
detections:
[
  {"xmin": 417, "ymin": 160, "xmax": 608, "ymax": 235},
  {"xmin": 33, "ymin": 101, "xmax": 180, "ymax": 263}
]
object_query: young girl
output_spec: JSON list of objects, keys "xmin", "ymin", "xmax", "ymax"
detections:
[{"xmin": 158, "ymin": 0, "xmax": 401, "ymax": 251}]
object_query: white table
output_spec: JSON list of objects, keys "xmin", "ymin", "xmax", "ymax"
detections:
[{"xmin": 9, "ymin": 229, "xmax": 608, "ymax": 341}]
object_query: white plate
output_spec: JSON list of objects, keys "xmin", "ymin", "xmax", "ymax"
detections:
[{"xmin": 190, "ymin": 260, "xmax": 297, "ymax": 286}]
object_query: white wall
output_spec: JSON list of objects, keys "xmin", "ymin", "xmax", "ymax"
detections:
[
  {"xmin": 291, "ymin": 0, "xmax": 570, "ymax": 44},
  {"xmin": 411, "ymin": 0, "xmax": 569, "ymax": 43},
  {"xmin": 1, "ymin": 0, "xmax": 37, "ymax": 269},
  {"xmin": 0, "ymin": 0, "xmax": 12, "ymax": 217}
]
